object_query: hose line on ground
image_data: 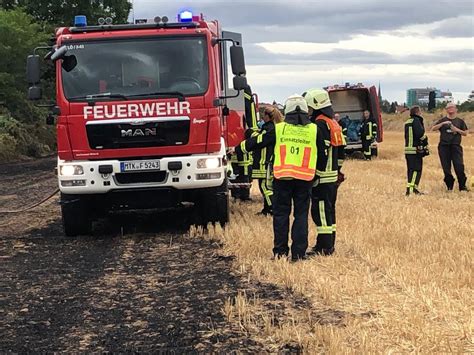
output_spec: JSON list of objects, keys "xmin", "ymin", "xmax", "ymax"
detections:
[{"xmin": 0, "ymin": 188, "xmax": 60, "ymax": 214}]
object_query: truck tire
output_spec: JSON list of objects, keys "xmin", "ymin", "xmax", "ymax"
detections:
[
  {"xmin": 60, "ymin": 193, "xmax": 92, "ymax": 237},
  {"xmin": 196, "ymin": 180, "xmax": 229, "ymax": 226}
]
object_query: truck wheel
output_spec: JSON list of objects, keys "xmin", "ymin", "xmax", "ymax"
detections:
[
  {"xmin": 60, "ymin": 193, "xmax": 92, "ymax": 237},
  {"xmin": 196, "ymin": 180, "xmax": 229, "ymax": 226}
]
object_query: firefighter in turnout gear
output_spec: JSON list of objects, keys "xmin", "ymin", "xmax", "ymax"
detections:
[
  {"xmin": 231, "ymin": 85, "xmax": 258, "ymax": 201},
  {"xmin": 361, "ymin": 110, "xmax": 377, "ymax": 160},
  {"xmin": 303, "ymin": 88, "xmax": 345, "ymax": 256},
  {"xmin": 236, "ymin": 106, "xmax": 283, "ymax": 215},
  {"xmin": 233, "ymin": 95, "xmax": 325, "ymax": 261},
  {"xmin": 405, "ymin": 106, "xmax": 429, "ymax": 195}
]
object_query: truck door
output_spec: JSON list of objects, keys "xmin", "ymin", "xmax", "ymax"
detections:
[
  {"xmin": 369, "ymin": 85, "xmax": 383, "ymax": 142},
  {"xmin": 221, "ymin": 31, "xmax": 245, "ymax": 147}
]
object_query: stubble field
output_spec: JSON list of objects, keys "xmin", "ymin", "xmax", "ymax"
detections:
[
  {"xmin": 1, "ymin": 113, "xmax": 472, "ymax": 352},
  {"xmin": 211, "ymin": 115, "xmax": 473, "ymax": 353}
]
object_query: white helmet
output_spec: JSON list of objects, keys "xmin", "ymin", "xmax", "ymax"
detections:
[
  {"xmin": 284, "ymin": 94, "xmax": 308, "ymax": 115},
  {"xmin": 303, "ymin": 88, "xmax": 332, "ymax": 110}
]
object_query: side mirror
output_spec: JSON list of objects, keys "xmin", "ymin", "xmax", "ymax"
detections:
[
  {"xmin": 28, "ymin": 86, "xmax": 42, "ymax": 101},
  {"xmin": 26, "ymin": 55, "xmax": 41, "ymax": 84},
  {"xmin": 50, "ymin": 46, "xmax": 68, "ymax": 62},
  {"xmin": 233, "ymin": 76, "xmax": 247, "ymax": 91},
  {"xmin": 230, "ymin": 45, "xmax": 246, "ymax": 76}
]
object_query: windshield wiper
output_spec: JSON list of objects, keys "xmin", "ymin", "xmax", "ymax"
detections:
[
  {"xmin": 127, "ymin": 91, "xmax": 186, "ymax": 102},
  {"xmin": 68, "ymin": 92, "xmax": 129, "ymax": 101}
]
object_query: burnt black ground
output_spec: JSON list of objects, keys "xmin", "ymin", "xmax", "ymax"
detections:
[{"xmin": 0, "ymin": 157, "xmax": 317, "ymax": 352}]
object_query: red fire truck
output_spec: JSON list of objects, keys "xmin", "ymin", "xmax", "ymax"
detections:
[
  {"xmin": 326, "ymin": 83, "xmax": 383, "ymax": 156},
  {"xmin": 26, "ymin": 12, "xmax": 250, "ymax": 236}
]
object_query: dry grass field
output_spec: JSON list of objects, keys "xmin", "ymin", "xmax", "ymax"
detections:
[{"xmin": 200, "ymin": 113, "xmax": 474, "ymax": 353}]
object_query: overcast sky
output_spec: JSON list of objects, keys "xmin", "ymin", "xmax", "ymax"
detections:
[{"xmin": 130, "ymin": 0, "xmax": 473, "ymax": 104}]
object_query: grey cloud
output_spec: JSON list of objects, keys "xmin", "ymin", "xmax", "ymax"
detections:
[
  {"xmin": 133, "ymin": 0, "xmax": 473, "ymax": 43},
  {"xmin": 244, "ymin": 45, "xmax": 474, "ymax": 66},
  {"xmin": 430, "ymin": 16, "xmax": 474, "ymax": 38}
]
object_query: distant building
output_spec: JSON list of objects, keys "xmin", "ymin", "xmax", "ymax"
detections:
[{"xmin": 407, "ymin": 87, "xmax": 453, "ymax": 106}]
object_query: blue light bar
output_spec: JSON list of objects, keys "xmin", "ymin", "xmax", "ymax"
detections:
[
  {"xmin": 178, "ymin": 10, "xmax": 193, "ymax": 23},
  {"xmin": 74, "ymin": 15, "xmax": 87, "ymax": 27}
]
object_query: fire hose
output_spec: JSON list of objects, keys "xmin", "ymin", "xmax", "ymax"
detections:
[{"xmin": 0, "ymin": 188, "xmax": 60, "ymax": 214}]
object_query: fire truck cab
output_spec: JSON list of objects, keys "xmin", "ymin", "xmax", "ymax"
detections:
[
  {"xmin": 26, "ymin": 12, "xmax": 250, "ymax": 236},
  {"xmin": 326, "ymin": 83, "xmax": 383, "ymax": 157}
]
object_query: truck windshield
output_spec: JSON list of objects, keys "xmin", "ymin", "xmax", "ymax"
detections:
[{"xmin": 61, "ymin": 36, "xmax": 209, "ymax": 100}]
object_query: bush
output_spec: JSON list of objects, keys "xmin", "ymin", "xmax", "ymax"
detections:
[
  {"xmin": 458, "ymin": 101, "xmax": 474, "ymax": 112},
  {"xmin": 0, "ymin": 132, "xmax": 19, "ymax": 161},
  {"xmin": 0, "ymin": 115, "xmax": 54, "ymax": 161}
]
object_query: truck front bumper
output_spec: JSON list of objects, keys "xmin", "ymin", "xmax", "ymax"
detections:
[{"xmin": 58, "ymin": 151, "xmax": 226, "ymax": 195}]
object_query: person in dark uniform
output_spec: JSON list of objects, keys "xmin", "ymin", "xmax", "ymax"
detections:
[
  {"xmin": 360, "ymin": 110, "xmax": 377, "ymax": 160},
  {"xmin": 404, "ymin": 106, "xmax": 429, "ymax": 195},
  {"xmin": 303, "ymin": 88, "xmax": 345, "ymax": 256},
  {"xmin": 232, "ymin": 95, "xmax": 325, "ymax": 261},
  {"xmin": 237, "ymin": 106, "xmax": 283, "ymax": 215},
  {"xmin": 431, "ymin": 103, "xmax": 469, "ymax": 191}
]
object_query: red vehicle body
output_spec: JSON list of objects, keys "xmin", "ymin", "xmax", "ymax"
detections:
[
  {"xmin": 326, "ymin": 83, "xmax": 383, "ymax": 156},
  {"xmin": 27, "ymin": 14, "xmax": 250, "ymax": 235}
]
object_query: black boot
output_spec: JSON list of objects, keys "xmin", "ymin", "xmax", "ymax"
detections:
[{"xmin": 444, "ymin": 176, "xmax": 455, "ymax": 191}]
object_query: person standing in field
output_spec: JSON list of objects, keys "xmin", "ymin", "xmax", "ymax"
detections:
[
  {"xmin": 236, "ymin": 106, "xmax": 283, "ymax": 215},
  {"xmin": 303, "ymin": 89, "xmax": 345, "ymax": 256},
  {"xmin": 232, "ymin": 95, "xmax": 324, "ymax": 261},
  {"xmin": 404, "ymin": 106, "xmax": 429, "ymax": 195},
  {"xmin": 360, "ymin": 109, "xmax": 377, "ymax": 160},
  {"xmin": 431, "ymin": 103, "xmax": 469, "ymax": 191}
]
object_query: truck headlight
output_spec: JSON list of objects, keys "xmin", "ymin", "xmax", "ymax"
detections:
[
  {"xmin": 60, "ymin": 165, "xmax": 84, "ymax": 176},
  {"xmin": 197, "ymin": 158, "xmax": 221, "ymax": 169}
]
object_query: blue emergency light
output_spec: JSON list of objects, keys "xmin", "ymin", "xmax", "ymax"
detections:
[
  {"xmin": 178, "ymin": 10, "xmax": 193, "ymax": 23},
  {"xmin": 74, "ymin": 15, "xmax": 87, "ymax": 27}
]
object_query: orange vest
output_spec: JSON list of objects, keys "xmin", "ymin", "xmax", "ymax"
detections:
[{"xmin": 316, "ymin": 115, "xmax": 344, "ymax": 147}]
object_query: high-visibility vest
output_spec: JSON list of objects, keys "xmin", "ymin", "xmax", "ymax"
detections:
[
  {"xmin": 273, "ymin": 122, "xmax": 317, "ymax": 181},
  {"xmin": 316, "ymin": 115, "xmax": 344, "ymax": 147}
]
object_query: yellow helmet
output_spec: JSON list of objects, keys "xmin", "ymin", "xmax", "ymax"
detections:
[
  {"xmin": 303, "ymin": 88, "xmax": 332, "ymax": 110},
  {"xmin": 284, "ymin": 94, "xmax": 308, "ymax": 115}
]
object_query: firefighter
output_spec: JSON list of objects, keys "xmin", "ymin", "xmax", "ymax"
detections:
[
  {"xmin": 251, "ymin": 106, "xmax": 283, "ymax": 215},
  {"xmin": 431, "ymin": 102, "xmax": 469, "ymax": 191},
  {"xmin": 231, "ymin": 85, "xmax": 258, "ymax": 201},
  {"xmin": 232, "ymin": 95, "xmax": 323, "ymax": 261},
  {"xmin": 303, "ymin": 88, "xmax": 344, "ymax": 256},
  {"xmin": 404, "ymin": 106, "xmax": 429, "ymax": 195},
  {"xmin": 360, "ymin": 110, "xmax": 377, "ymax": 160}
]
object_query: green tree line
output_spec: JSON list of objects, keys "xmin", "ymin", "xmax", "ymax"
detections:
[{"xmin": 0, "ymin": 1, "xmax": 131, "ymax": 161}]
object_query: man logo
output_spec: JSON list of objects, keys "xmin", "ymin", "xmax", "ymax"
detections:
[{"xmin": 121, "ymin": 128, "xmax": 157, "ymax": 137}]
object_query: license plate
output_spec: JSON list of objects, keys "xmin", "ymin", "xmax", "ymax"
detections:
[{"xmin": 120, "ymin": 160, "xmax": 160, "ymax": 172}]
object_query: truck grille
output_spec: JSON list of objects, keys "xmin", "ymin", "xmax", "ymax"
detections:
[
  {"xmin": 115, "ymin": 171, "xmax": 168, "ymax": 185},
  {"xmin": 86, "ymin": 120, "xmax": 189, "ymax": 149}
]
